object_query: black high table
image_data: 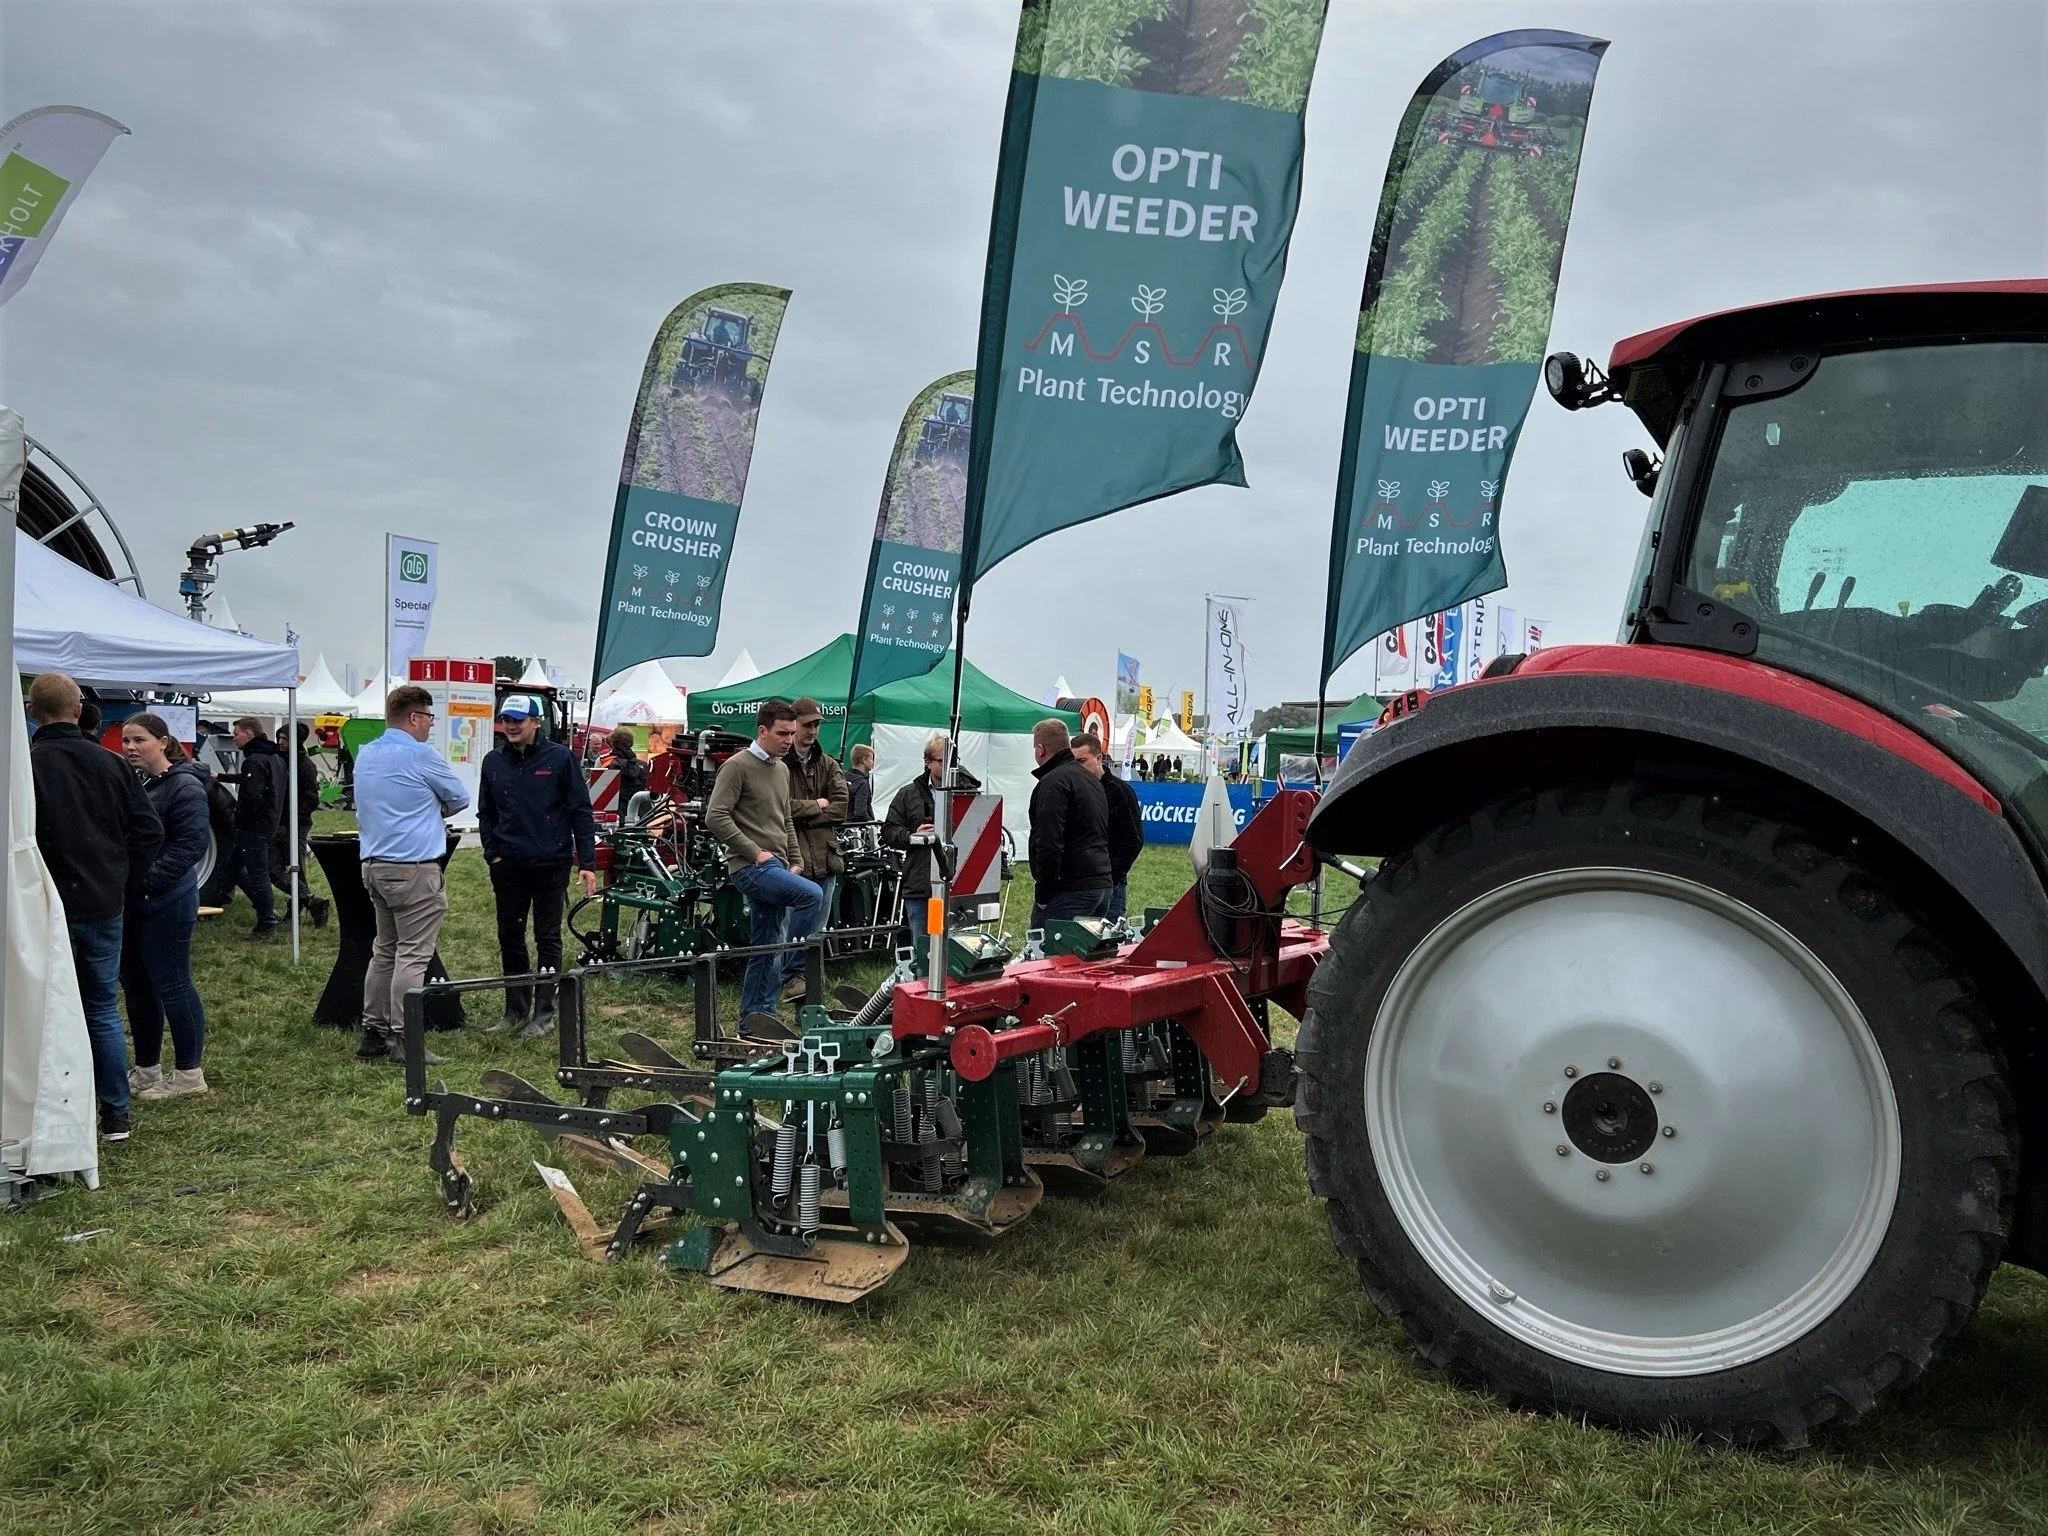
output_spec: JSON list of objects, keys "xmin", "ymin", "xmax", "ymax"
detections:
[{"xmin": 310, "ymin": 831, "xmax": 467, "ymax": 1030}]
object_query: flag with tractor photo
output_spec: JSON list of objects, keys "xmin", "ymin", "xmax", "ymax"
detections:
[
  {"xmin": 1320, "ymin": 30, "xmax": 1606, "ymax": 686},
  {"xmin": 956, "ymin": 0, "xmax": 1330, "ymax": 598},
  {"xmin": 847, "ymin": 372, "xmax": 976, "ymax": 709},
  {"xmin": 592, "ymin": 282, "xmax": 790, "ymax": 684}
]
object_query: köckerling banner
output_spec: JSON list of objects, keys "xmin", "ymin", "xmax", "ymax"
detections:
[
  {"xmin": 0, "ymin": 106, "xmax": 127, "ymax": 310},
  {"xmin": 847, "ymin": 373, "xmax": 975, "ymax": 706},
  {"xmin": 1320, "ymin": 30, "xmax": 1606, "ymax": 685},
  {"xmin": 959, "ymin": 0, "xmax": 1329, "ymax": 587},
  {"xmin": 592, "ymin": 283, "xmax": 790, "ymax": 685}
]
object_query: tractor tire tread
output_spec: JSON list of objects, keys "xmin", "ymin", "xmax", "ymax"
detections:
[{"xmin": 1295, "ymin": 778, "xmax": 2017, "ymax": 1448}]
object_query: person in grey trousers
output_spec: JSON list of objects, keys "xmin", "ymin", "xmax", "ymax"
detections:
[{"xmin": 350, "ymin": 683, "xmax": 470, "ymax": 1064}]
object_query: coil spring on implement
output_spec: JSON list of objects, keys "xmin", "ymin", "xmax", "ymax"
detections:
[
  {"xmin": 771, "ymin": 1122, "xmax": 799, "ymax": 1205},
  {"xmin": 797, "ymin": 1162, "xmax": 821, "ymax": 1236}
]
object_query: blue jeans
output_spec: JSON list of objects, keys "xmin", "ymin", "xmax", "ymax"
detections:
[
  {"xmin": 123, "ymin": 886, "xmax": 207, "ymax": 1071},
  {"xmin": 68, "ymin": 915, "xmax": 128, "ymax": 1113},
  {"xmin": 1106, "ymin": 883, "xmax": 1129, "ymax": 923},
  {"xmin": 728, "ymin": 857, "xmax": 823, "ymax": 1021},
  {"xmin": 807, "ymin": 874, "xmax": 840, "ymax": 938},
  {"xmin": 1030, "ymin": 888, "xmax": 1112, "ymax": 930}
]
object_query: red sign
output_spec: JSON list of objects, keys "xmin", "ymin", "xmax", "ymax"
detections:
[
  {"xmin": 1078, "ymin": 695, "xmax": 1111, "ymax": 747},
  {"xmin": 408, "ymin": 658, "xmax": 494, "ymax": 684}
]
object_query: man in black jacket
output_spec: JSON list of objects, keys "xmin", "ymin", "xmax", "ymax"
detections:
[
  {"xmin": 28, "ymin": 672, "xmax": 162, "ymax": 1141},
  {"xmin": 226, "ymin": 716, "xmax": 288, "ymax": 938},
  {"xmin": 1026, "ymin": 718, "xmax": 1110, "ymax": 930},
  {"xmin": 269, "ymin": 723, "xmax": 330, "ymax": 927},
  {"xmin": 1073, "ymin": 732, "xmax": 1142, "ymax": 922},
  {"xmin": 478, "ymin": 697, "xmax": 598, "ymax": 1036},
  {"xmin": 880, "ymin": 735, "xmax": 978, "ymax": 936}
]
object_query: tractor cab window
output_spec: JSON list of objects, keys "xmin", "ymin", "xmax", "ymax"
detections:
[{"xmin": 1684, "ymin": 340, "xmax": 2048, "ymax": 821}]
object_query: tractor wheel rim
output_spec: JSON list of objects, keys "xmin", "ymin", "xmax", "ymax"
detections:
[{"xmin": 1365, "ymin": 866, "xmax": 1900, "ymax": 1377}]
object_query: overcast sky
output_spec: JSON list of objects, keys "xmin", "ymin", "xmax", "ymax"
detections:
[{"xmin": 5, "ymin": 0, "xmax": 2043, "ymax": 709}]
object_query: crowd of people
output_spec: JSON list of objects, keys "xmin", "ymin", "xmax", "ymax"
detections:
[{"xmin": 26, "ymin": 669, "xmax": 1151, "ymax": 1143}]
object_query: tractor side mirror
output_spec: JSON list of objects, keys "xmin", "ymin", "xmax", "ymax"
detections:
[
  {"xmin": 1544, "ymin": 351, "xmax": 1617, "ymax": 411},
  {"xmin": 1621, "ymin": 448, "xmax": 1661, "ymax": 498}
]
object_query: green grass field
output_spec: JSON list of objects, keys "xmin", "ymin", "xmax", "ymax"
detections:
[{"xmin": 3, "ymin": 826, "xmax": 2045, "ymax": 1534}]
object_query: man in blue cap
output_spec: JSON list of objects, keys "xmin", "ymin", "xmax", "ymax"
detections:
[{"xmin": 478, "ymin": 695, "xmax": 598, "ymax": 1037}]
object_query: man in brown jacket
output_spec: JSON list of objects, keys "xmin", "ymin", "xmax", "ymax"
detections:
[
  {"xmin": 705, "ymin": 699, "xmax": 821, "ymax": 1032},
  {"xmin": 783, "ymin": 697, "xmax": 847, "ymax": 935}
]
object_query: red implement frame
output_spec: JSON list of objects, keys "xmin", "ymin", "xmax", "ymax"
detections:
[{"xmin": 891, "ymin": 790, "xmax": 1326, "ymax": 1095}]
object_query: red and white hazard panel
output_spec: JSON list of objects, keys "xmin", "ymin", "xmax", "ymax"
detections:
[
  {"xmin": 587, "ymin": 768, "xmax": 621, "ymax": 818},
  {"xmin": 947, "ymin": 792, "xmax": 1003, "ymax": 900}
]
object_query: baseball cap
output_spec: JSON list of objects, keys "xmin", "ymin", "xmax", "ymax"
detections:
[
  {"xmin": 790, "ymin": 696, "xmax": 824, "ymax": 724},
  {"xmin": 497, "ymin": 696, "xmax": 540, "ymax": 721}
]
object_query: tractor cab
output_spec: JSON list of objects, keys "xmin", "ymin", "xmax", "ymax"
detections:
[
  {"xmin": 1589, "ymin": 282, "xmax": 2048, "ymax": 839},
  {"xmin": 675, "ymin": 306, "xmax": 763, "ymax": 404}
]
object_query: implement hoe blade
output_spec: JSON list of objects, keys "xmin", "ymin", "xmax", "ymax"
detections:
[{"xmin": 698, "ymin": 1222, "xmax": 911, "ymax": 1303}]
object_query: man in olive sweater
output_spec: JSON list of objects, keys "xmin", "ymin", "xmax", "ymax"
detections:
[{"xmin": 705, "ymin": 698, "xmax": 822, "ymax": 1031}]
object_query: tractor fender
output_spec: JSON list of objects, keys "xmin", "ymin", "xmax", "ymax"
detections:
[{"xmin": 1308, "ymin": 648, "xmax": 2048, "ymax": 1003}]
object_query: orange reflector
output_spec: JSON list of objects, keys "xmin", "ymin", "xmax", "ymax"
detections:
[{"xmin": 926, "ymin": 897, "xmax": 944, "ymax": 936}]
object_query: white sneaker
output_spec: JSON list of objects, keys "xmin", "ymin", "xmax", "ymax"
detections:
[
  {"xmin": 128, "ymin": 1064, "xmax": 162, "ymax": 1095},
  {"xmin": 137, "ymin": 1067, "xmax": 208, "ymax": 1101}
]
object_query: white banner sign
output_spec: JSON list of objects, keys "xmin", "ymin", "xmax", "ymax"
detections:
[
  {"xmin": 1496, "ymin": 604, "xmax": 1522, "ymax": 658},
  {"xmin": 0, "ymin": 107, "xmax": 127, "ymax": 310},
  {"xmin": 1525, "ymin": 617, "xmax": 1550, "ymax": 653},
  {"xmin": 385, "ymin": 534, "xmax": 438, "ymax": 682},
  {"xmin": 1373, "ymin": 620, "xmax": 1417, "ymax": 694},
  {"xmin": 1204, "ymin": 596, "xmax": 1252, "ymax": 740},
  {"xmin": 1461, "ymin": 595, "xmax": 1490, "ymax": 684}
]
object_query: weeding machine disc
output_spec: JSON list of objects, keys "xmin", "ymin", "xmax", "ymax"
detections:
[{"xmin": 686, "ymin": 1221, "xmax": 912, "ymax": 1303}]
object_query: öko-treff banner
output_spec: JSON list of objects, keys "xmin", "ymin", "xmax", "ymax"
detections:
[
  {"xmin": 593, "ymin": 283, "xmax": 790, "ymax": 685},
  {"xmin": 847, "ymin": 373, "xmax": 974, "ymax": 709},
  {"xmin": 385, "ymin": 534, "xmax": 438, "ymax": 682},
  {"xmin": 958, "ymin": 0, "xmax": 1330, "ymax": 592},
  {"xmin": 0, "ymin": 106, "xmax": 127, "ymax": 310},
  {"xmin": 1205, "ymin": 595, "xmax": 1252, "ymax": 738},
  {"xmin": 1319, "ymin": 30, "xmax": 1607, "ymax": 684}
]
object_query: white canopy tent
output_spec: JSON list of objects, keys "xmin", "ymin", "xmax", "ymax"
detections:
[
  {"xmin": 716, "ymin": 648, "xmax": 759, "ymax": 687},
  {"xmin": 294, "ymin": 655, "xmax": 358, "ymax": 714},
  {"xmin": 590, "ymin": 659, "xmax": 689, "ymax": 728},
  {"xmin": 11, "ymin": 521, "xmax": 309, "ymax": 955},
  {"xmin": 1143, "ymin": 718, "xmax": 1203, "ymax": 758},
  {"xmin": 352, "ymin": 670, "xmax": 386, "ymax": 713},
  {"xmin": 204, "ymin": 652, "xmax": 358, "ymax": 719},
  {"xmin": 517, "ymin": 657, "xmax": 550, "ymax": 688}
]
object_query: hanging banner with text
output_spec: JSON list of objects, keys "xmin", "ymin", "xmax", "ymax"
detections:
[
  {"xmin": 1319, "ymin": 30, "xmax": 1606, "ymax": 684},
  {"xmin": 0, "ymin": 106, "xmax": 127, "ymax": 310},
  {"xmin": 848, "ymin": 372, "xmax": 974, "ymax": 705},
  {"xmin": 592, "ymin": 282, "xmax": 790, "ymax": 685},
  {"xmin": 1205, "ymin": 595, "xmax": 1251, "ymax": 738},
  {"xmin": 958, "ymin": 0, "xmax": 1329, "ymax": 589},
  {"xmin": 385, "ymin": 534, "xmax": 438, "ymax": 682}
]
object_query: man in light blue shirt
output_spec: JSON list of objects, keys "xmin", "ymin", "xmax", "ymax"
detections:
[{"xmin": 353, "ymin": 683, "xmax": 470, "ymax": 1064}]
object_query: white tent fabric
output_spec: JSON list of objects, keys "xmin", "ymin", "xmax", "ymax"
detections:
[
  {"xmin": 352, "ymin": 670, "xmax": 386, "ymax": 712},
  {"xmin": 590, "ymin": 659, "xmax": 688, "ymax": 728},
  {"xmin": 1145, "ymin": 719, "xmax": 1202, "ymax": 756},
  {"xmin": 210, "ymin": 598, "xmax": 240, "ymax": 634},
  {"xmin": 1044, "ymin": 674, "xmax": 1072, "ymax": 705},
  {"xmin": 293, "ymin": 654, "xmax": 359, "ymax": 715},
  {"xmin": 2, "ymin": 408, "xmax": 96, "ymax": 1185},
  {"xmin": 871, "ymin": 723, "xmax": 1043, "ymax": 844},
  {"xmin": 3, "ymin": 676, "xmax": 94, "ymax": 1181},
  {"xmin": 15, "ymin": 529, "xmax": 300, "ymax": 690},
  {"xmin": 716, "ymin": 648, "xmax": 759, "ymax": 687},
  {"xmin": 518, "ymin": 657, "xmax": 549, "ymax": 687}
]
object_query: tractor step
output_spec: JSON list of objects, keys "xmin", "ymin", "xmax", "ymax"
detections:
[{"xmin": 673, "ymin": 1221, "xmax": 911, "ymax": 1303}]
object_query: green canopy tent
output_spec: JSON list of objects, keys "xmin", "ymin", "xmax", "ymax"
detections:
[
  {"xmin": 687, "ymin": 634, "xmax": 1076, "ymax": 835},
  {"xmin": 1262, "ymin": 696, "xmax": 1375, "ymax": 766}
]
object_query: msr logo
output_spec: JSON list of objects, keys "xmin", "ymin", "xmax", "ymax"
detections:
[{"xmin": 399, "ymin": 551, "xmax": 429, "ymax": 583}]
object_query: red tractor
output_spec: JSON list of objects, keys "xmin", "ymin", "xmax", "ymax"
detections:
[{"xmin": 1302, "ymin": 281, "xmax": 2048, "ymax": 1445}]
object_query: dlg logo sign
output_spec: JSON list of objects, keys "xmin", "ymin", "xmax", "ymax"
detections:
[{"xmin": 399, "ymin": 551, "xmax": 430, "ymax": 583}]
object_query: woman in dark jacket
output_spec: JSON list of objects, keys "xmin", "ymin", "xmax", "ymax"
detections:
[{"xmin": 119, "ymin": 713, "xmax": 213, "ymax": 1100}]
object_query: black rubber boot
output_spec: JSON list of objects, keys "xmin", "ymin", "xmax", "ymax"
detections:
[
  {"xmin": 355, "ymin": 1027, "xmax": 391, "ymax": 1060},
  {"xmin": 381, "ymin": 1028, "xmax": 444, "ymax": 1067}
]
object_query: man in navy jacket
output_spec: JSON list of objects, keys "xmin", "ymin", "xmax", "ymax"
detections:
[{"xmin": 477, "ymin": 697, "xmax": 597, "ymax": 1036}]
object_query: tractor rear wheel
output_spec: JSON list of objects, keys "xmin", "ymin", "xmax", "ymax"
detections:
[{"xmin": 1296, "ymin": 778, "xmax": 2016, "ymax": 1446}]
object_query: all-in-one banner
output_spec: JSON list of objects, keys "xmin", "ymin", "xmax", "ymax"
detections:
[
  {"xmin": 0, "ymin": 106, "xmax": 127, "ymax": 310},
  {"xmin": 592, "ymin": 283, "xmax": 790, "ymax": 685},
  {"xmin": 1320, "ymin": 31, "xmax": 1606, "ymax": 684},
  {"xmin": 958, "ymin": 0, "xmax": 1329, "ymax": 591},
  {"xmin": 1205, "ymin": 594, "xmax": 1252, "ymax": 739},
  {"xmin": 847, "ymin": 372, "xmax": 974, "ymax": 706},
  {"xmin": 385, "ymin": 534, "xmax": 438, "ymax": 683}
]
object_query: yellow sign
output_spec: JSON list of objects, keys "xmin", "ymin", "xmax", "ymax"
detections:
[
  {"xmin": 1179, "ymin": 690, "xmax": 1195, "ymax": 732},
  {"xmin": 1137, "ymin": 684, "xmax": 1154, "ymax": 721}
]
